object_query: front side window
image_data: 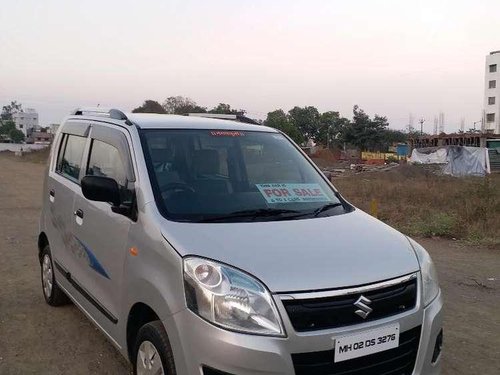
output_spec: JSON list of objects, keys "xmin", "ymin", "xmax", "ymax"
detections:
[
  {"xmin": 86, "ymin": 139, "xmax": 132, "ymax": 203},
  {"xmin": 142, "ymin": 129, "xmax": 347, "ymax": 222},
  {"xmin": 87, "ymin": 139, "xmax": 127, "ymax": 186},
  {"xmin": 56, "ymin": 134, "xmax": 86, "ymax": 182}
]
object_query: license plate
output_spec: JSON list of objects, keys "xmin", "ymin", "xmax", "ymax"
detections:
[{"xmin": 334, "ymin": 323, "xmax": 400, "ymax": 363}]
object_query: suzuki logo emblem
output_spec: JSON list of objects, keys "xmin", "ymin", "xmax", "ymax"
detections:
[{"xmin": 354, "ymin": 295, "xmax": 373, "ymax": 319}]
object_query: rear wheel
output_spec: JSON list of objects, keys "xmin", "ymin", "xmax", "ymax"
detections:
[
  {"xmin": 134, "ymin": 321, "xmax": 176, "ymax": 375},
  {"xmin": 40, "ymin": 245, "xmax": 70, "ymax": 306}
]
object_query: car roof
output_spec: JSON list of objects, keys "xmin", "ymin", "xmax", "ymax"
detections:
[
  {"xmin": 65, "ymin": 110, "xmax": 276, "ymax": 132},
  {"xmin": 127, "ymin": 113, "xmax": 276, "ymax": 132}
]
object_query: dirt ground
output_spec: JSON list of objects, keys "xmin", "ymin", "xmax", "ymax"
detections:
[{"xmin": 0, "ymin": 152, "xmax": 499, "ymax": 374}]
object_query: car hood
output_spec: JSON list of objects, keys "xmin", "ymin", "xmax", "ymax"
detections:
[{"xmin": 159, "ymin": 209, "xmax": 419, "ymax": 293}]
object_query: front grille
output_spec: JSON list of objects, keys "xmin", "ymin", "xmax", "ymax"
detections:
[
  {"xmin": 282, "ymin": 277, "xmax": 417, "ymax": 332},
  {"xmin": 292, "ymin": 325, "xmax": 421, "ymax": 375}
]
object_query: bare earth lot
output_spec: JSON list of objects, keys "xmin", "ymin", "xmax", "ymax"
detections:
[{"xmin": 0, "ymin": 152, "xmax": 499, "ymax": 374}]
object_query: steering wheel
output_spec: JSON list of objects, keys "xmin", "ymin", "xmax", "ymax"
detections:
[{"xmin": 160, "ymin": 182, "xmax": 195, "ymax": 194}]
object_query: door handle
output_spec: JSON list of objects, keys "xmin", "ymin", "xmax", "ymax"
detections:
[
  {"xmin": 74, "ymin": 209, "xmax": 84, "ymax": 219},
  {"xmin": 49, "ymin": 189, "xmax": 55, "ymax": 203}
]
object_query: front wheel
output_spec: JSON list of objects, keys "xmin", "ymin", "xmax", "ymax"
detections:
[
  {"xmin": 134, "ymin": 321, "xmax": 176, "ymax": 375},
  {"xmin": 40, "ymin": 245, "xmax": 70, "ymax": 306}
]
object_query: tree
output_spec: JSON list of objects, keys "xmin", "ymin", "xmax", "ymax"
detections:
[
  {"xmin": 379, "ymin": 129, "xmax": 408, "ymax": 151},
  {"xmin": 316, "ymin": 111, "xmax": 350, "ymax": 148},
  {"xmin": 132, "ymin": 100, "xmax": 166, "ymax": 114},
  {"xmin": 9, "ymin": 128, "xmax": 25, "ymax": 143},
  {"xmin": 1, "ymin": 101, "xmax": 23, "ymax": 120},
  {"xmin": 209, "ymin": 103, "xmax": 245, "ymax": 115},
  {"xmin": 288, "ymin": 106, "xmax": 321, "ymax": 142},
  {"xmin": 0, "ymin": 120, "xmax": 16, "ymax": 135},
  {"xmin": 264, "ymin": 109, "xmax": 304, "ymax": 144},
  {"xmin": 341, "ymin": 106, "xmax": 390, "ymax": 151},
  {"xmin": 163, "ymin": 96, "xmax": 207, "ymax": 114},
  {"xmin": 0, "ymin": 120, "xmax": 24, "ymax": 143}
]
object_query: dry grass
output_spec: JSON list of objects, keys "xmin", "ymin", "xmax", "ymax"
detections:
[
  {"xmin": 334, "ymin": 165, "xmax": 500, "ymax": 247},
  {"xmin": 0, "ymin": 147, "xmax": 50, "ymax": 164}
]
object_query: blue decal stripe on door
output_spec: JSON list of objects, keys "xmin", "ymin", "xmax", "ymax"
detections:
[{"xmin": 74, "ymin": 236, "xmax": 110, "ymax": 279}]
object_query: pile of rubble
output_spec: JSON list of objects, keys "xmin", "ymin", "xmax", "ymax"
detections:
[{"xmin": 321, "ymin": 162, "xmax": 401, "ymax": 179}]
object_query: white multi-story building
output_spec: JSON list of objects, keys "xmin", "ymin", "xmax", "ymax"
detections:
[
  {"xmin": 12, "ymin": 108, "xmax": 39, "ymax": 137},
  {"xmin": 484, "ymin": 51, "xmax": 500, "ymax": 134}
]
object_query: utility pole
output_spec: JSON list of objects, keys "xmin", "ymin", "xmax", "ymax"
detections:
[
  {"xmin": 408, "ymin": 113, "xmax": 414, "ymax": 133},
  {"xmin": 439, "ymin": 112, "xmax": 445, "ymax": 134},
  {"xmin": 419, "ymin": 118, "xmax": 425, "ymax": 135}
]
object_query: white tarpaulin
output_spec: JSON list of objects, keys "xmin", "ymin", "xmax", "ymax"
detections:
[
  {"xmin": 409, "ymin": 148, "xmax": 447, "ymax": 164},
  {"xmin": 410, "ymin": 146, "xmax": 490, "ymax": 177},
  {"xmin": 442, "ymin": 146, "xmax": 490, "ymax": 177}
]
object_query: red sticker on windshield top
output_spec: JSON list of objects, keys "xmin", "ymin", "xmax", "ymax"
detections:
[{"xmin": 210, "ymin": 130, "xmax": 245, "ymax": 137}]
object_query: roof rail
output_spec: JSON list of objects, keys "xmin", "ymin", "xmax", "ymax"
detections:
[
  {"xmin": 71, "ymin": 107, "xmax": 133, "ymax": 126},
  {"xmin": 186, "ymin": 112, "xmax": 260, "ymax": 125}
]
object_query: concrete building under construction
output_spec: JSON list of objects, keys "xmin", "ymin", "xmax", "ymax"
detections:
[
  {"xmin": 409, "ymin": 132, "xmax": 498, "ymax": 149},
  {"xmin": 484, "ymin": 50, "xmax": 500, "ymax": 134}
]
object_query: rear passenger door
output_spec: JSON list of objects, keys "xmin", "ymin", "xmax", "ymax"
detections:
[
  {"xmin": 45, "ymin": 123, "xmax": 89, "ymax": 286},
  {"xmin": 71, "ymin": 123, "xmax": 135, "ymax": 331}
]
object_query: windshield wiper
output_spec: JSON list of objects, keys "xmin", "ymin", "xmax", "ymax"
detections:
[
  {"xmin": 199, "ymin": 208, "xmax": 300, "ymax": 222},
  {"xmin": 312, "ymin": 202, "xmax": 344, "ymax": 217}
]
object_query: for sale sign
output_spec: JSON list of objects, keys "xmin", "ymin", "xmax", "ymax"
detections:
[{"xmin": 256, "ymin": 183, "xmax": 330, "ymax": 204}]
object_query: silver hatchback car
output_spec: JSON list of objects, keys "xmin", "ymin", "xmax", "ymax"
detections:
[{"xmin": 39, "ymin": 108, "xmax": 443, "ymax": 375}]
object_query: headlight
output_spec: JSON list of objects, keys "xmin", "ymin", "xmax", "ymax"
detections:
[
  {"xmin": 408, "ymin": 238, "xmax": 440, "ymax": 306},
  {"xmin": 183, "ymin": 257, "xmax": 285, "ymax": 337}
]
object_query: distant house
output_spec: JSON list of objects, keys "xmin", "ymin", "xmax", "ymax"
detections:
[
  {"xmin": 48, "ymin": 124, "xmax": 60, "ymax": 134},
  {"xmin": 12, "ymin": 108, "xmax": 39, "ymax": 137},
  {"xmin": 28, "ymin": 131, "xmax": 53, "ymax": 145}
]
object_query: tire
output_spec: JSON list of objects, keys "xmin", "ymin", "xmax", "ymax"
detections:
[
  {"xmin": 134, "ymin": 321, "xmax": 176, "ymax": 375},
  {"xmin": 40, "ymin": 245, "xmax": 70, "ymax": 306}
]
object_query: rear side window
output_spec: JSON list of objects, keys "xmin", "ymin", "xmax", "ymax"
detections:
[
  {"xmin": 86, "ymin": 140, "xmax": 127, "ymax": 187},
  {"xmin": 56, "ymin": 134, "xmax": 87, "ymax": 182}
]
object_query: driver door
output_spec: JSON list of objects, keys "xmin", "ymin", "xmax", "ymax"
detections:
[{"xmin": 71, "ymin": 123, "xmax": 135, "ymax": 335}]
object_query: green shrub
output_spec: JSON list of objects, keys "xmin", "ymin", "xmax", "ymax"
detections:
[{"xmin": 407, "ymin": 213, "xmax": 458, "ymax": 238}]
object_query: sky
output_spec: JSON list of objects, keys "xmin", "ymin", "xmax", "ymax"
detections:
[{"xmin": 0, "ymin": 0, "xmax": 498, "ymax": 132}]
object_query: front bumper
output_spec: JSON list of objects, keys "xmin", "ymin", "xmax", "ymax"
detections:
[{"xmin": 165, "ymin": 289, "xmax": 443, "ymax": 375}]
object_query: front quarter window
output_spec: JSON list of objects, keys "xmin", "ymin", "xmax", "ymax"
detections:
[{"xmin": 142, "ymin": 129, "xmax": 348, "ymax": 222}]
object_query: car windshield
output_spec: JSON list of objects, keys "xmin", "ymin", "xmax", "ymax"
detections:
[{"xmin": 141, "ymin": 129, "xmax": 348, "ymax": 222}]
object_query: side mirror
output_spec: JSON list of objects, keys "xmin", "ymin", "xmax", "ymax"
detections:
[{"xmin": 81, "ymin": 176, "xmax": 121, "ymax": 207}]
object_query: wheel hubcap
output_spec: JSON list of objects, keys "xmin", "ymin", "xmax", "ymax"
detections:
[
  {"xmin": 137, "ymin": 341, "xmax": 164, "ymax": 375},
  {"xmin": 42, "ymin": 254, "xmax": 53, "ymax": 298}
]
